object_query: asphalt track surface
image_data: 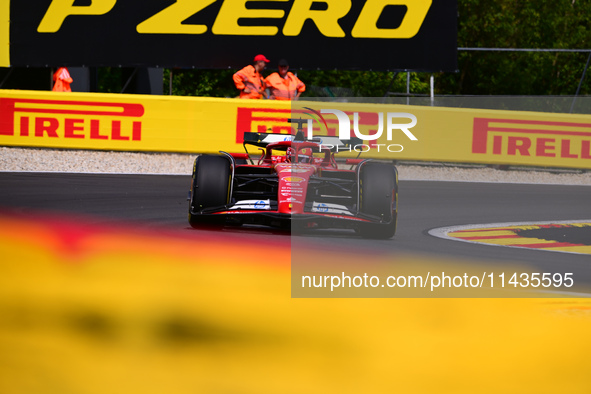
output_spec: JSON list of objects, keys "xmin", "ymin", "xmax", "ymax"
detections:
[{"xmin": 1, "ymin": 172, "xmax": 591, "ymax": 292}]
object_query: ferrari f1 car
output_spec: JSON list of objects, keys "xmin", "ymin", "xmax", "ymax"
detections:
[{"xmin": 188, "ymin": 120, "xmax": 398, "ymax": 239}]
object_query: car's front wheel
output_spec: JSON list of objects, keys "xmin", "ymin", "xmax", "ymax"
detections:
[
  {"xmin": 358, "ymin": 162, "xmax": 398, "ymax": 239},
  {"xmin": 188, "ymin": 155, "xmax": 232, "ymax": 228}
]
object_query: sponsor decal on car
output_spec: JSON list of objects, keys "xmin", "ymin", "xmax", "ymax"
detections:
[
  {"xmin": 280, "ymin": 168, "xmax": 311, "ymax": 173},
  {"xmin": 283, "ymin": 176, "xmax": 305, "ymax": 182},
  {"xmin": 281, "ymin": 193, "xmax": 303, "ymax": 198},
  {"xmin": 311, "ymin": 202, "xmax": 353, "ymax": 216},
  {"xmin": 229, "ymin": 199, "xmax": 271, "ymax": 210}
]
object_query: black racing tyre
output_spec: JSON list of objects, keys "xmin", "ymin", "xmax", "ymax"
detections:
[
  {"xmin": 188, "ymin": 155, "xmax": 232, "ymax": 228},
  {"xmin": 358, "ymin": 162, "xmax": 398, "ymax": 239}
]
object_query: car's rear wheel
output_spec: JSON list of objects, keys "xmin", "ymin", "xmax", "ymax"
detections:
[
  {"xmin": 358, "ymin": 162, "xmax": 398, "ymax": 239},
  {"xmin": 188, "ymin": 155, "xmax": 232, "ymax": 228}
]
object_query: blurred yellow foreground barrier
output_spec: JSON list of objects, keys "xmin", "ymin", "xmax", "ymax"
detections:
[{"xmin": 0, "ymin": 211, "xmax": 590, "ymax": 393}]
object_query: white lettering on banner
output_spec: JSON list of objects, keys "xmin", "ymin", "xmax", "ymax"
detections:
[{"xmin": 317, "ymin": 109, "xmax": 418, "ymax": 141}]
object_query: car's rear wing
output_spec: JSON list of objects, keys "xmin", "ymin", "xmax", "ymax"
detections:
[
  {"xmin": 243, "ymin": 131, "xmax": 363, "ymax": 152},
  {"xmin": 243, "ymin": 132, "xmax": 293, "ymax": 148}
]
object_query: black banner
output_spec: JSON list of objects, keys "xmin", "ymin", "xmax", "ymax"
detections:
[{"xmin": 9, "ymin": 0, "xmax": 457, "ymax": 71}]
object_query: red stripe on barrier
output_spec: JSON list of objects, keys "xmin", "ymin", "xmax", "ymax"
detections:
[
  {"xmin": 511, "ymin": 242, "xmax": 584, "ymax": 249},
  {"xmin": 456, "ymin": 235, "xmax": 520, "ymax": 240},
  {"xmin": 452, "ymin": 228, "xmax": 518, "ymax": 233}
]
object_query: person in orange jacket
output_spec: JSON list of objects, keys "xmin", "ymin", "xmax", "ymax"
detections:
[
  {"xmin": 52, "ymin": 67, "xmax": 73, "ymax": 92},
  {"xmin": 265, "ymin": 59, "xmax": 305, "ymax": 100},
  {"xmin": 233, "ymin": 54, "xmax": 269, "ymax": 99}
]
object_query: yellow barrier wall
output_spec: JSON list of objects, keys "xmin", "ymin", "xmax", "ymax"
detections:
[
  {"xmin": 0, "ymin": 0, "xmax": 9, "ymax": 67},
  {"xmin": 0, "ymin": 90, "xmax": 289, "ymax": 153},
  {"xmin": 2, "ymin": 89, "xmax": 591, "ymax": 169}
]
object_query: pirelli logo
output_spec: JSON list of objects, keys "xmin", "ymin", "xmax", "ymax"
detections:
[
  {"xmin": 236, "ymin": 107, "xmax": 291, "ymax": 143},
  {"xmin": 472, "ymin": 118, "xmax": 591, "ymax": 160},
  {"xmin": 0, "ymin": 98, "xmax": 144, "ymax": 141}
]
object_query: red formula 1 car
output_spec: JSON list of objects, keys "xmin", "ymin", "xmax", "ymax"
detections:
[{"xmin": 188, "ymin": 121, "xmax": 398, "ymax": 239}]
